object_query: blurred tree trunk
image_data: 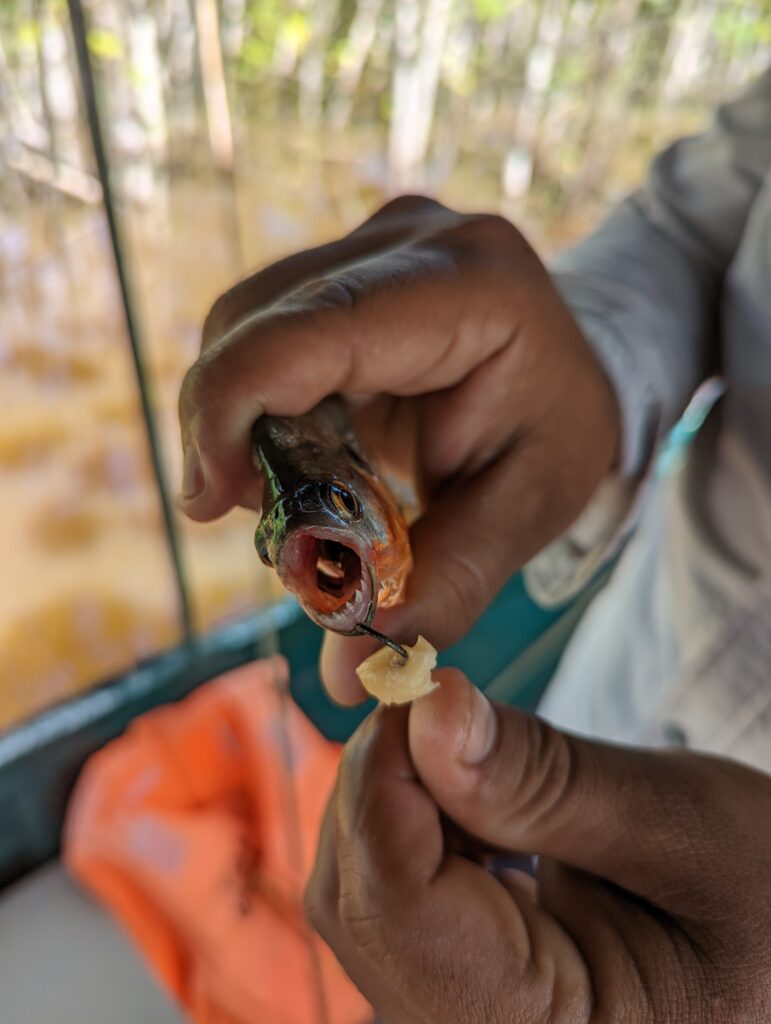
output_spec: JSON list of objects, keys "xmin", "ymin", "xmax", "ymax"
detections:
[
  {"xmin": 502, "ymin": 0, "xmax": 571, "ymax": 200},
  {"xmin": 161, "ymin": 0, "xmax": 201, "ymax": 165},
  {"xmin": 388, "ymin": 0, "xmax": 452, "ymax": 189},
  {"xmin": 32, "ymin": 0, "xmax": 60, "ymax": 173},
  {"xmin": 1, "ymin": 0, "xmax": 766, "ymax": 251},
  {"xmin": 637, "ymin": 0, "xmax": 686, "ymax": 147},
  {"xmin": 0, "ymin": 32, "xmax": 27, "ymax": 211},
  {"xmin": 328, "ymin": 0, "xmax": 386, "ymax": 131},
  {"xmin": 194, "ymin": 0, "xmax": 235, "ymax": 172},
  {"xmin": 192, "ymin": 0, "xmax": 243, "ymax": 273},
  {"xmin": 31, "ymin": 0, "xmax": 65, "ymax": 249},
  {"xmin": 497, "ymin": 0, "xmax": 544, "ymax": 134},
  {"xmin": 127, "ymin": 0, "xmax": 170, "ymax": 196},
  {"xmin": 569, "ymin": 0, "xmax": 644, "ymax": 201},
  {"xmin": 660, "ymin": 0, "xmax": 717, "ymax": 102},
  {"xmin": 507, "ymin": 0, "xmax": 549, "ymax": 130},
  {"xmin": 220, "ymin": 0, "xmax": 247, "ymax": 63},
  {"xmin": 297, "ymin": 0, "xmax": 338, "ymax": 130}
]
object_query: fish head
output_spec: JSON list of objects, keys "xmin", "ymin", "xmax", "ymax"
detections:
[
  {"xmin": 253, "ymin": 405, "xmax": 412, "ymax": 634},
  {"xmin": 255, "ymin": 467, "xmax": 409, "ymax": 635}
]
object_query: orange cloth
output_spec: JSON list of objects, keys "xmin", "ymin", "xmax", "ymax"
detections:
[{"xmin": 63, "ymin": 656, "xmax": 371, "ymax": 1024}]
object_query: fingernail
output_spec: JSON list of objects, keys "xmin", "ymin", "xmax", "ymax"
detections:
[
  {"xmin": 180, "ymin": 442, "xmax": 205, "ymax": 502},
  {"xmin": 462, "ymin": 686, "xmax": 497, "ymax": 765}
]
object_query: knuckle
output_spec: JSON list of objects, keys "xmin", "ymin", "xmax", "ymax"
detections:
[
  {"xmin": 374, "ymin": 193, "xmax": 451, "ymax": 221},
  {"xmin": 178, "ymin": 349, "xmax": 234, "ymax": 452},
  {"xmin": 454, "ymin": 213, "xmax": 541, "ymax": 271},
  {"xmin": 339, "ymin": 899, "xmax": 385, "ymax": 947},
  {"xmin": 202, "ymin": 282, "xmax": 245, "ymax": 347},
  {"xmin": 333, "ymin": 838, "xmax": 394, "ymax": 947},
  {"xmin": 179, "ymin": 357, "xmax": 214, "ymax": 423},
  {"xmin": 337, "ymin": 889, "xmax": 390, "ymax": 963},
  {"xmin": 302, "ymin": 879, "xmax": 324, "ymax": 929},
  {"xmin": 302, "ymin": 872, "xmax": 337, "ymax": 940},
  {"xmin": 295, "ymin": 274, "xmax": 362, "ymax": 312},
  {"xmin": 437, "ymin": 551, "xmax": 491, "ymax": 639},
  {"xmin": 203, "ymin": 293, "xmax": 228, "ymax": 341},
  {"xmin": 337, "ymin": 846, "xmax": 381, "ymax": 920},
  {"xmin": 495, "ymin": 716, "xmax": 578, "ymax": 833},
  {"xmin": 178, "ymin": 360, "xmax": 205, "ymax": 422},
  {"xmin": 461, "ymin": 211, "xmax": 517, "ymax": 242}
]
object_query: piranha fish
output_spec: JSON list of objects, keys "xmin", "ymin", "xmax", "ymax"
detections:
[{"xmin": 252, "ymin": 397, "xmax": 412, "ymax": 639}]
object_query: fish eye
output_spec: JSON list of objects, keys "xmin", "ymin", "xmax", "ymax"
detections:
[{"xmin": 325, "ymin": 483, "xmax": 361, "ymax": 521}]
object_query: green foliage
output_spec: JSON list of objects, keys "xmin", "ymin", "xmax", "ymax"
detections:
[
  {"xmin": 239, "ymin": 33, "xmax": 274, "ymax": 70},
  {"xmin": 2, "ymin": 0, "xmax": 769, "ymax": 226},
  {"xmin": 714, "ymin": 6, "xmax": 771, "ymax": 53},
  {"xmin": 237, "ymin": 0, "xmax": 314, "ymax": 79},
  {"xmin": 278, "ymin": 9, "xmax": 311, "ymax": 53},
  {"xmin": 16, "ymin": 19, "xmax": 40, "ymax": 47},
  {"xmin": 237, "ymin": 0, "xmax": 282, "ymax": 78},
  {"xmin": 246, "ymin": 0, "xmax": 285, "ymax": 34},
  {"xmin": 552, "ymin": 52, "xmax": 590, "ymax": 90},
  {"xmin": 86, "ymin": 27, "xmax": 124, "ymax": 60},
  {"xmin": 471, "ymin": 0, "xmax": 522, "ymax": 23},
  {"xmin": 1, "ymin": 15, "xmax": 38, "ymax": 61}
]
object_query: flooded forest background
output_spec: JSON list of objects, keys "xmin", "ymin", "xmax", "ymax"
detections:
[{"xmin": 1, "ymin": 0, "xmax": 769, "ymax": 729}]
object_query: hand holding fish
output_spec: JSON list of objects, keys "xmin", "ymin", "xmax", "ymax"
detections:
[
  {"xmin": 305, "ymin": 669, "xmax": 771, "ymax": 1023},
  {"xmin": 179, "ymin": 196, "xmax": 619, "ymax": 701}
]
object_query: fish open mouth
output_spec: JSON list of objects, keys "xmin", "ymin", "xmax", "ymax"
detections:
[{"xmin": 280, "ymin": 528, "xmax": 373, "ymax": 632}]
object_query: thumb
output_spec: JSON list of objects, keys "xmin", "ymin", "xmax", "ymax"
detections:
[{"xmin": 408, "ymin": 670, "xmax": 746, "ymax": 915}]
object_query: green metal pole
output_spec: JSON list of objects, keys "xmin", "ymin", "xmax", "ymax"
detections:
[{"xmin": 66, "ymin": 0, "xmax": 193, "ymax": 640}]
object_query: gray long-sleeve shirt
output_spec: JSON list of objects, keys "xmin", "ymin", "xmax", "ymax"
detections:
[{"xmin": 527, "ymin": 68, "xmax": 771, "ymax": 772}]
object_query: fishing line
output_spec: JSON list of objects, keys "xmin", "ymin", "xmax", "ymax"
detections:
[{"xmin": 357, "ymin": 622, "xmax": 408, "ymax": 662}]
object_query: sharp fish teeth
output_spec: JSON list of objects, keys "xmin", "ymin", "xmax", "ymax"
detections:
[{"xmin": 318, "ymin": 578, "xmax": 373, "ymax": 631}]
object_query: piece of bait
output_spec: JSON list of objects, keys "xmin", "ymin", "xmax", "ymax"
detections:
[{"xmin": 356, "ymin": 635, "xmax": 438, "ymax": 706}]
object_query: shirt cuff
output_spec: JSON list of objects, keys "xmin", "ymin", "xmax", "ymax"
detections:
[
  {"xmin": 523, "ymin": 268, "xmax": 662, "ymax": 607},
  {"xmin": 550, "ymin": 268, "xmax": 660, "ymax": 479},
  {"xmin": 522, "ymin": 473, "xmax": 640, "ymax": 607}
]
